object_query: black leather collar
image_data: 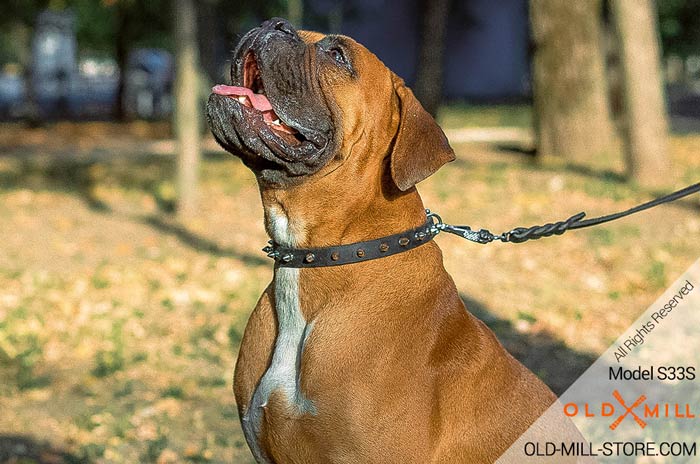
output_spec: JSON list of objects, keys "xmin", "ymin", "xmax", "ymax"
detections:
[{"xmin": 262, "ymin": 216, "xmax": 439, "ymax": 268}]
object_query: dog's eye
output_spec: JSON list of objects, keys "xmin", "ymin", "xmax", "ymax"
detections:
[{"xmin": 327, "ymin": 47, "xmax": 346, "ymax": 65}]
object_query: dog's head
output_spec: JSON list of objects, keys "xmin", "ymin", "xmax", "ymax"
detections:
[{"xmin": 206, "ymin": 18, "xmax": 454, "ymax": 192}]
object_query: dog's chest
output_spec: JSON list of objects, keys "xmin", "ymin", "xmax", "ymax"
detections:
[{"xmin": 241, "ymin": 206, "xmax": 315, "ymax": 462}]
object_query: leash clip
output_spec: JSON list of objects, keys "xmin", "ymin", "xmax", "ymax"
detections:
[
  {"xmin": 426, "ymin": 209, "xmax": 443, "ymax": 236},
  {"xmin": 427, "ymin": 209, "xmax": 503, "ymax": 244}
]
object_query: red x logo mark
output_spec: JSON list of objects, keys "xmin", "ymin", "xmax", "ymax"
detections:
[{"xmin": 609, "ymin": 390, "xmax": 647, "ymax": 430}]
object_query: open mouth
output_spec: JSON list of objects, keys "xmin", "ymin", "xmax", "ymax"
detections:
[
  {"xmin": 206, "ymin": 35, "xmax": 335, "ymax": 182},
  {"xmin": 212, "ymin": 51, "xmax": 305, "ymax": 145}
]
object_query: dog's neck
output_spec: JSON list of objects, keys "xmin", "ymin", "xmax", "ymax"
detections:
[{"xmin": 259, "ymin": 181, "xmax": 427, "ymax": 249}]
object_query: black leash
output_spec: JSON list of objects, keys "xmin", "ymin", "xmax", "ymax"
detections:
[{"xmin": 432, "ymin": 182, "xmax": 700, "ymax": 244}]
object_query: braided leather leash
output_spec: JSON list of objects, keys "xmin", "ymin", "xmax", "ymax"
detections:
[{"xmin": 434, "ymin": 182, "xmax": 700, "ymax": 244}]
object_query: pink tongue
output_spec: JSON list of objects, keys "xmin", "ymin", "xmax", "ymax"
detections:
[
  {"xmin": 212, "ymin": 85, "xmax": 272, "ymax": 112},
  {"xmin": 212, "ymin": 84, "xmax": 298, "ymax": 135}
]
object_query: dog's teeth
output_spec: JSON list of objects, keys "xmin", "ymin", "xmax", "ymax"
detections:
[
  {"xmin": 237, "ymin": 96, "xmax": 247, "ymax": 104},
  {"xmin": 272, "ymin": 119, "xmax": 280, "ymax": 125}
]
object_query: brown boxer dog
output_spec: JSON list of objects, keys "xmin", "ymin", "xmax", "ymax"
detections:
[{"xmin": 207, "ymin": 18, "xmax": 564, "ymax": 464}]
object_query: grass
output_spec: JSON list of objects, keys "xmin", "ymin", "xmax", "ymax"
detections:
[
  {"xmin": 0, "ymin": 116, "xmax": 698, "ymax": 462},
  {"xmin": 437, "ymin": 103, "xmax": 532, "ymax": 129}
]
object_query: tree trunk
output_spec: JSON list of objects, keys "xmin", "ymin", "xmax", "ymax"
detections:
[
  {"xmin": 610, "ymin": 0, "xmax": 670, "ymax": 187},
  {"xmin": 414, "ymin": 0, "xmax": 451, "ymax": 117},
  {"xmin": 114, "ymin": 3, "xmax": 129, "ymax": 121},
  {"xmin": 288, "ymin": 0, "xmax": 303, "ymax": 29},
  {"xmin": 530, "ymin": 0, "xmax": 614, "ymax": 163},
  {"xmin": 173, "ymin": 0, "xmax": 201, "ymax": 217}
]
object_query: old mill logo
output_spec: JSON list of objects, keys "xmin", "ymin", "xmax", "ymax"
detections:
[{"xmin": 563, "ymin": 390, "xmax": 696, "ymax": 430}]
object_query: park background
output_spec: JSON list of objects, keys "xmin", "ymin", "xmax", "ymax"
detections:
[{"xmin": 0, "ymin": 0, "xmax": 699, "ymax": 462}]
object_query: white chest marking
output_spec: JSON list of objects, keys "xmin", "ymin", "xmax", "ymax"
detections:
[{"xmin": 241, "ymin": 207, "xmax": 315, "ymax": 463}]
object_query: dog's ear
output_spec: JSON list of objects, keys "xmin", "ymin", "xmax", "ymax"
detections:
[{"xmin": 389, "ymin": 77, "xmax": 455, "ymax": 191}]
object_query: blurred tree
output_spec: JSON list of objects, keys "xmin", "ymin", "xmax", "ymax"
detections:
[
  {"xmin": 530, "ymin": 0, "xmax": 614, "ymax": 164},
  {"xmin": 610, "ymin": 0, "xmax": 669, "ymax": 187},
  {"xmin": 173, "ymin": 0, "xmax": 201, "ymax": 217},
  {"xmin": 287, "ymin": 0, "xmax": 303, "ymax": 28},
  {"xmin": 114, "ymin": 1, "xmax": 129, "ymax": 120},
  {"xmin": 198, "ymin": 1, "xmax": 224, "ymax": 83},
  {"xmin": 105, "ymin": 0, "xmax": 172, "ymax": 120},
  {"xmin": 414, "ymin": 0, "xmax": 451, "ymax": 117}
]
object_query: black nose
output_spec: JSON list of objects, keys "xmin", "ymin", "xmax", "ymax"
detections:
[{"xmin": 261, "ymin": 17, "xmax": 296, "ymax": 36}]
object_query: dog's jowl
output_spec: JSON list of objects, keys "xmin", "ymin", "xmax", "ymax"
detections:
[{"xmin": 207, "ymin": 17, "xmax": 578, "ymax": 464}]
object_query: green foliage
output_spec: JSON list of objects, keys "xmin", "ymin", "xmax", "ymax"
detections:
[
  {"xmin": 93, "ymin": 349, "xmax": 125, "ymax": 377},
  {"xmin": 161, "ymin": 384, "xmax": 185, "ymax": 399},
  {"xmin": 0, "ymin": 310, "xmax": 50, "ymax": 391},
  {"xmin": 658, "ymin": 0, "xmax": 700, "ymax": 57},
  {"xmin": 74, "ymin": 443, "xmax": 107, "ymax": 462},
  {"xmin": 646, "ymin": 260, "xmax": 667, "ymax": 290},
  {"xmin": 112, "ymin": 0, "xmax": 173, "ymax": 51},
  {"xmin": 587, "ymin": 228, "xmax": 615, "ymax": 246},
  {"xmin": 70, "ymin": 0, "xmax": 118, "ymax": 54},
  {"xmin": 143, "ymin": 433, "xmax": 168, "ymax": 463},
  {"xmin": 92, "ymin": 322, "xmax": 126, "ymax": 378},
  {"xmin": 516, "ymin": 311, "xmax": 537, "ymax": 324},
  {"xmin": 91, "ymin": 272, "xmax": 110, "ymax": 289},
  {"xmin": 154, "ymin": 180, "xmax": 177, "ymax": 214},
  {"xmin": 114, "ymin": 379, "xmax": 135, "ymax": 398},
  {"xmin": 227, "ymin": 324, "xmax": 242, "ymax": 348}
]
